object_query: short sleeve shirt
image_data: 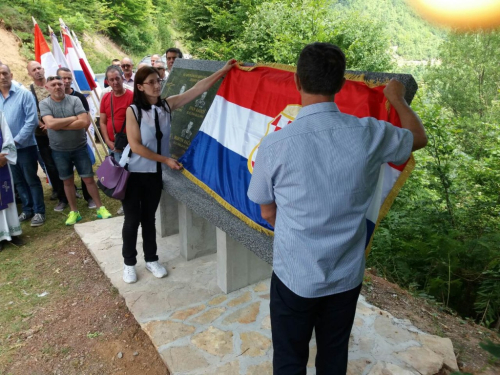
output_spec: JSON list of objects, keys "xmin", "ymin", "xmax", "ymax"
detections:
[
  {"xmin": 70, "ymin": 90, "xmax": 90, "ymax": 112},
  {"xmin": 39, "ymin": 95, "xmax": 87, "ymax": 152},
  {"xmin": 29, "ymin": 84, "xmax": 50, "ymax": 137},
  {"xmin": 247, "ymin": 102, "xmax": 413, "ymax": 298},
  {"xmin": 100, "ymin": 90, "xmax": 134, "ymax": 141}
]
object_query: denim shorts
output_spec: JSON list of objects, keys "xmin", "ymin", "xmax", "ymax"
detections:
[{"xmin": 52, "ymin": 146, "xmax": 94, "ymax": 180}]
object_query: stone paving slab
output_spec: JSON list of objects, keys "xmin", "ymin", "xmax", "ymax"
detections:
[{"xmin": 75, "ymin": 217, "xmax": 458, "ymax": 375}]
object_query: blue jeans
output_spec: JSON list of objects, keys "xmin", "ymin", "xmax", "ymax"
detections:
[
  {"xmin": 51, "ymin": 146, "xmax": 94, "ymax": 180},
  {"xmin": 109, "ymin": 149, "xmax": 123, "ymax": 163},
  {"xmin": 11, "ymin": 145, "xmax": 46, "ymax": 215}
]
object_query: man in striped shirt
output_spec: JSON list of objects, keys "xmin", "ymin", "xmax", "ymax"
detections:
[{"xmin": 248, "ymin": 42, "xmax": 427, "ymax": 374}]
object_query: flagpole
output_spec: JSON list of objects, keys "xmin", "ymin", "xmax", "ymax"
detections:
[{"xmin": 86, "ymin": 128, "xmax": 104, "ymax": 163}]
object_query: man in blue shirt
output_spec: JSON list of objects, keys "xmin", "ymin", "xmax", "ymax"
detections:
[
  {"xmin": 248, "ymin": 43, "xmax": 427, "ymax": 374},
  {"xmin": 0, "ymin": 64, "xmax": 46, "ymax": 227}
]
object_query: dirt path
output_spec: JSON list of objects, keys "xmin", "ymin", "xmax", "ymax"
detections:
[{"xmin": 0, "ymin": 230, "xmax": 168, "ymax": 375}]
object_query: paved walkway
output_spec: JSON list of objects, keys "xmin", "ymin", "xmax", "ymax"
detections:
[{"xmin": 75, "ymin": 217, "xmax": 458, "ymax": 375}]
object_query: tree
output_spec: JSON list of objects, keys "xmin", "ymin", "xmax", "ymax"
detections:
[
  {"xmin": 425, "ymin": 30, "xmax": 500, "ymax": 119},
  {"xmin": 181, "ymin": 0, "xmax": 394, "ymax": 72}
]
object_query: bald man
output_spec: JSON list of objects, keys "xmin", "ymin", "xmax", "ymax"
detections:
[
  {"xmin": 150, "ymin": 54, "xmax": 161, "ymax": 66},
  {"xmin": 26, "ymin": 61, "xmax": 67, "ymax": 212},
  {"xmin": 155, "ymin": 60, "xmax": 167, "ymax": 82}
]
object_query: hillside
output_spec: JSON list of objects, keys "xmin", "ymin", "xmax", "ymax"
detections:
[{"xmin": 336, "ymin": 0, "xmax": 446, "ymax": 60}]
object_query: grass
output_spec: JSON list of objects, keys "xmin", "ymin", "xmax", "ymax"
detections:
[{"xmin": 0, "ymin": 165, "xmax": 121, "ymax": 366}]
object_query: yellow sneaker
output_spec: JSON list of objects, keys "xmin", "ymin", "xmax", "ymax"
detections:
[
  {"xmin": 96, "ymin": 206, "xmax": 112, "ymax": 219},
  {"xmin": 66, "ymin": 211, "xmax": 82, "ymax": 226}
]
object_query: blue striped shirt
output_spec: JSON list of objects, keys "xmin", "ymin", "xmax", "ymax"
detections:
[
  {"xmin": 248, "ymin": 102, "xmax": 412, "ymax": 298},
  {"xmin": 0, "ymin": 84, "xmax": 38, "ymax": 149}
]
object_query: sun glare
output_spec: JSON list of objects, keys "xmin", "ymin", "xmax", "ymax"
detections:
[{"xmin": 407, "ymin": 0, "xmax": 500, "ymax": 30}]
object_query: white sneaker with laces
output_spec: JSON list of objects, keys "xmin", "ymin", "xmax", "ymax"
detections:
[
  {"xmin": 145, "ymin": 261, "xmax": 168, "ymax": 278},
  {"xmin": 123, "ymin": 265, "xmax": 137, "ymax": 283}
]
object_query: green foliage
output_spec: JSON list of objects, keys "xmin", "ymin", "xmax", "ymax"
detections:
[
  {"xmin": 3, "ymin": 0, "xmax": 174, "ymax": 58},
  {"xmin": 480, "ymin": 340, "xmax": 500, "ymax": 358},
  {"xmin": 369, "ymin": 30, "xmax": 500, "ymax": 329},
  {"xmin": 336, "ymin": 0, "xmax": 445, "ymax": 60},
  {"xmin": 177, "ymin": 0, "xmax": 393, "ymax": 71},
  {"xmin": 425, "ymin": 30, "xmax": 500, "ymax": 119}
]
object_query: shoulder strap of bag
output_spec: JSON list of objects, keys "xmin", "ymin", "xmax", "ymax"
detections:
[
  {"xmin": 30, "ymin": 84, "xmax": 40, "ymax": 114},
  {"xmin": 127, "ymin": 104, "xmax": 142, "ymax": 159},
  {"xmin": 154, "ymin": 107, "xmax": 163, "ymax": 174},
  {"xmin": 110, "ymin": 94, "xmax": 117, "ymax": 135}
]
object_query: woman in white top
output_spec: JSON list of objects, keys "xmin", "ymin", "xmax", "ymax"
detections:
[{"xmin": 122, "ymin": 61, "xmax": 236, "ymax": 283}]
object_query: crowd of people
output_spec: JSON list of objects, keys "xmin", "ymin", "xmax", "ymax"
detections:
[
  {"xmin": 1, "ymin": 42, "xmax": 428, "ymax": 374},
  {"xmin": 0, "ymin": 48, "xmax": 184, "ymax": 244}
]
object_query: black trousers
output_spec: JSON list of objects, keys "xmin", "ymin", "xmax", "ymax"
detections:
[
  {"xmin": 121, "ymin": 172, "xmax": 162, "ymax": 266},
  {"xmin": 270, "ymin": 272, "xmax": 362, "ymax": 375},
  {"xmin": 36, "ymin": 136, "xmax": 64, "ymax": 201}
]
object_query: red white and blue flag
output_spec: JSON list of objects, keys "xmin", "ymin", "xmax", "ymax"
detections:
[
  {"xmin": 33, "ymin": 18, "xmax": 59, "ymax": 78},
  {"xmin": 61, "ymin": 29, "xmax": 91, "ymax": 92},
  {"xmin": 179, "ymin": 66, "xmax": 414, "ymax": 254}
]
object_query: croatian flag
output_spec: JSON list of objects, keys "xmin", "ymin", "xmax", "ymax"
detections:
[
  {"xmin": 49, "ymin": 27, "xmax": 69, "ymax": 70},
  {"xmin": 179, "ymin": 66, "xmax": 414, "ymax": 254},
  {"xmin": 33, "ymin": 18, "xmax": 59, "ymax": 78},
  {"xmin": 61, "ymin": 29, "xmax": 91, "ymax": 92}
]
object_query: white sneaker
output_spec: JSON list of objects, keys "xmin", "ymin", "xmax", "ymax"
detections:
[
  {"xmin": 123, "ymin": 265, "xmax": 137, "ymax": 283},
  {"xmin": 145, "ymin": 261, "xmax": 168, "ymax": 278}
]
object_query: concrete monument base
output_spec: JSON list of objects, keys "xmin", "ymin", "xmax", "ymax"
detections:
[{"xmin": 216, "ymin": 228, "xmax": 272, "ymax": 294}]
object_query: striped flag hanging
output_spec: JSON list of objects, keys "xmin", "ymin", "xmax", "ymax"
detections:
[
  {"xmin": 61, "ymin": 28, "xmax": 91, "ymax": 92},
  {"xmin": 179, "ymin": 65, "xmax": 414, "ymax": 256},
  {"xmin": 33, "ymin": 18, "xmax": 59, "ymax": 78}
]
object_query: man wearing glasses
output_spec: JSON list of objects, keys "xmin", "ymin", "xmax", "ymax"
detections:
[
  {"xmin": 26, "ymin": 61, "xmax": 66, "ymax": 210},
  {"xmin": 154, "ymin": 60, "xmax": 167, "ymax": 83},
  {"xmin": 120, "ymin": 57, "xmax": 135, "ymax": 85},
  {"xmin": 39, "ymin": 75, "xmax": 112, "ymax": 225},
  {"xmin": 0, "ymin": 64, "xmax": 46, "ymax": 227}
]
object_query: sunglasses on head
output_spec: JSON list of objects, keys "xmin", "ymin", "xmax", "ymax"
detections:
[
  {"xmin": 47, "ymin": 75, "xmax": 61, "ymax": 81},
  {"xmin": 156, "ymin": 67, "xmax": 165, "ymax": 70}
]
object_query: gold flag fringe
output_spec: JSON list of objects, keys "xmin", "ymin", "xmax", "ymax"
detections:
[
  {"xmin": 180, "ymin": 64, "xmax": 414, "ymax": 257},
  {"xmin": 180, "ymin": 168, "xmax": 275, "ymax": 237},
  {"xmin": 364, "ymin": 155, "xmax": 416, "ymax": 258},
  {"xmin": 344, "ymin": 72, "xmax": 390, "ymax": 88}
]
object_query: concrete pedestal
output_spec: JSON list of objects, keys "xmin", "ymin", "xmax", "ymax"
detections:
[
  {"xmin": 178, "ymin": 202, "xmax": 217, "ymax": 261},
  {"xmin": 155, "ymin": 191, "xmax": 179, "ymax": 237},
  {"xmin": 216, "ymin": 228, "xmax": 272, "ymax": 294}
]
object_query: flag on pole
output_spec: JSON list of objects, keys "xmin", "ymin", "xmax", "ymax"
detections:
[
  {"xmin": 49, "ymin": 26, "xmax": 68, "ymax": 69},
  {"xmin": 178, "ymin": 66, "xmax": 415, "ymax": 256},
  {"xmin": 59, "ymin": 19, "xmax": 97, "ymax": 91},
  {"xmin": 61, "ymin": 28, "xmax": 91, "ymax": 92},
  {"xmin": 33, "ymin": 17, "xmax": 59, "ymax": 78},
  {"xmin": 71, "ymin": 30, "xmax": 97, "ymax": 83}
]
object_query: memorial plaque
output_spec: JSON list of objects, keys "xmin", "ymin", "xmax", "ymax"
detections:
[{"xmin": 161, "ymin": 68, "xmax": 222, "ymax": 160}]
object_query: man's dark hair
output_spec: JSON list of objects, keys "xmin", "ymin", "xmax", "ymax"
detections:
[
  {"xmin": 165, "ymin": 48, "xmax": 183, "ymax": 58},
  {"xmin": 133, "ymin": 66, "xmax": 165, "ymax": 111},
  {"xmin": 105, "ymin": 65, "xmax": 123, "ymax": 80},
  {"xmin": 112, "ymin": 58, "xmax": 120, "ymax": 64},
  {"xmin": 296, "ymin": 42, "xmax": 346, "ymax": 96},
  {"xmin": 56, "ymin": 67, "xmax": 72, "ymax": 75}
]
